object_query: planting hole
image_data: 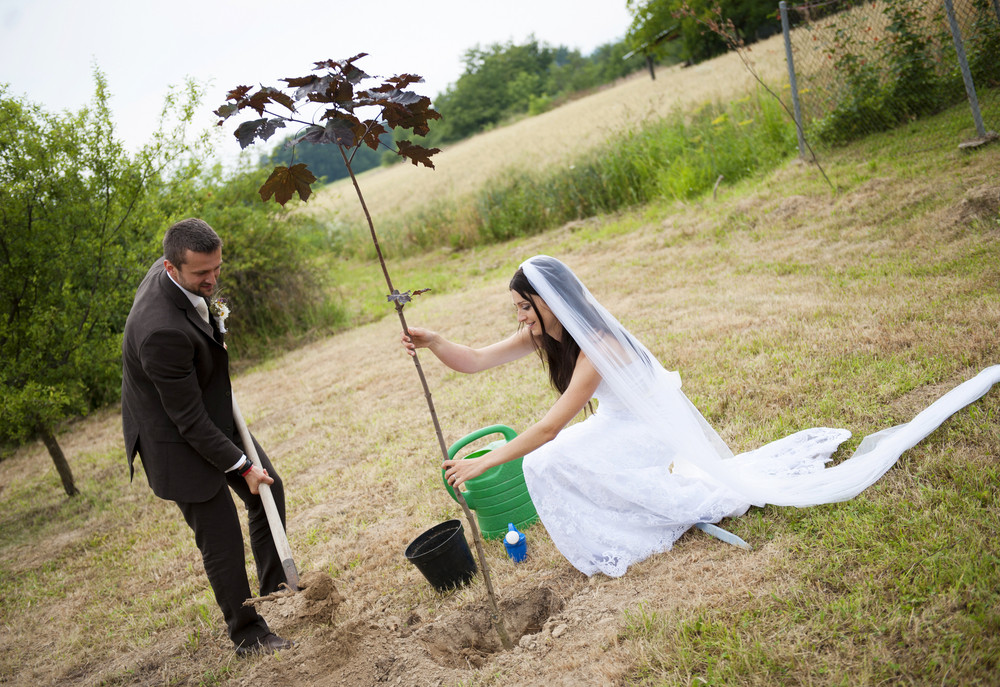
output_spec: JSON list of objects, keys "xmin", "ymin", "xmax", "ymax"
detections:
[{"xmin": 416, "ymin": 586, "xmax": 564, "ymax": 668}]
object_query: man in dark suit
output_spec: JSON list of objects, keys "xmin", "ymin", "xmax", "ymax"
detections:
[{"xmin": 121, "ymin": 218, "xmax": 293, "ymax": 656}]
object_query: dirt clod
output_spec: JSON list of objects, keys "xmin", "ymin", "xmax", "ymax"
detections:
[{"xmin": 249, "ymin": 570, "xmax": 345, "ymax": 631}]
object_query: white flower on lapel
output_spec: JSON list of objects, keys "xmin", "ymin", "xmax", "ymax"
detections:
[{"xmin": 209, "ymin": 298, "xmax": 230, "ymax": 333}]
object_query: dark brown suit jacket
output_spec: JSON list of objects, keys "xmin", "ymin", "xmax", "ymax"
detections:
[{"xmin": 121, "ymin": 259, "xmax": 242, "ymax": 502}]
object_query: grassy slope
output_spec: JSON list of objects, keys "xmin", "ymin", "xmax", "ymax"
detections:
[
  {"xmin": 304, "ymin": 33, "xmax": 790, "ymax": 234},
  {"xmin": 0, "ymin": 78, "xmax": 998, "ymax": 686}
]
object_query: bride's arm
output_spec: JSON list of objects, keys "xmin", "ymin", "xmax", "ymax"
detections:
[
  {"xmin": 442, "ymin": 352, "xmax": 602, "ymax": 488},
  {"xmin": 401, "ymin": 326, "xmax": 535, "ymax": 373}
]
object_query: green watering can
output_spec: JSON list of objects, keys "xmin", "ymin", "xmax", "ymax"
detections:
[{"xmin": 443, "ymin": 424, "xmax": 539, "ymax": 540}]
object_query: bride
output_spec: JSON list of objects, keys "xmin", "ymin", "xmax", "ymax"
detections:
[{"xmin": 401, "ymin": 255, "xmax": 1000, "ymax": 577}]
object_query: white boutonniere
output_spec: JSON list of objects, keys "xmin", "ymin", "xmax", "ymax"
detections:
[{"xmin": 209, "ymin": 298, "xmax": 230, "ymax": 333}]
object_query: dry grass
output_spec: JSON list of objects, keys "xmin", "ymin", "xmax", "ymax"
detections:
[{"xmin": 1, "ymin": 50, "xmax": 999, "ymax": 687}]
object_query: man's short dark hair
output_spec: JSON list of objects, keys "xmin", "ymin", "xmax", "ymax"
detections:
[{"xmin": 163, "ymin": 218, "xmax": 222, "ymax": 266}]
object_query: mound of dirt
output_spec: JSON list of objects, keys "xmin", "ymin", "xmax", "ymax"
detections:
[{"xmin": 247, "ymin": 570, "xmax": 345, "ymax": 632}]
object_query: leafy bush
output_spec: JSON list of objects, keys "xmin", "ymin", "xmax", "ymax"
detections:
[
  {"xmin": 195, "ymin": 168, "xmax": 347, "ymax": 359},
  {"xmin": 965, "ymin": 0, "xmax": 1000, "ymax": 88},
  {"xmin": 810, "ymin": 0, "xmax": 994, "ymax": 145},
  {"xmin": 0, "ymin": 77, "xmax": 345, "ymax": 472}
]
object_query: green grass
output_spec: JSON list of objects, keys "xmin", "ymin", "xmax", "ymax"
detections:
[
  {"xmin": 0, "ymin": 97, "xmax": 998, "ymax": 685},
  {"xmin": 601, "ymin": 104, "xmax": 1000, "ymax": 687},
  {"xmin": 621, "ymin": 473, "xmax": 1000, "ymax": 685}
]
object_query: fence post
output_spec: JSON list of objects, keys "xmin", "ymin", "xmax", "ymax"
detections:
[
  {"xmin": 942, "ymin": 0, "xmax": 990, "ymax": 142},
  {"xmin": 780, "ymin": 1, "xmax": 807, "ymax": 159}
]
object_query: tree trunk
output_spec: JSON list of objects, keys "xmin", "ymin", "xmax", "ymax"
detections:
[{"xmin": 40, "ymin": 428, "xmax": 79, "ymax": 496}]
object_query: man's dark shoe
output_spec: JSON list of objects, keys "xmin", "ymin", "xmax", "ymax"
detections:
[{"xmin": 235, "ymin": 632, "xmax": 294, "ymax": 656}]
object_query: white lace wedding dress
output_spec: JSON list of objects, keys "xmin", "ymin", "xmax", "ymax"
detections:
[
  {"xmin": 516, "ymin": 255, "xmax": 1000, "ymax": 579},
  {"xmin": 523, "ymin": 377, "xmax": 852, "ymax": 577},
  {"xmin": 523, "ymin": 366, "xmax": 1000, "ymax": 577}
]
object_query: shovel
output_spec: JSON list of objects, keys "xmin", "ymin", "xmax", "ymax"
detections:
[{"xmin": 232, "ymin": 394, "xmax": 301, "ymax": 592}]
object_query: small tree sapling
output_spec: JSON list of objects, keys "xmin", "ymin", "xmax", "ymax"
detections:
[{"xmin": 214, "ymin": 54, "xmax": 513, "ymax": 650}]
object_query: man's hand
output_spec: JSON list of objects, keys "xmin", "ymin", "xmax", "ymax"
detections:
[{"xmin": 244, "ymin": 464, "xmax": 274, "ymax": 494}]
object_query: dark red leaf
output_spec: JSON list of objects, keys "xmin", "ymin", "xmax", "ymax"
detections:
[
  {"xmin": 235, "ymin": 118, "xmax": 267, "ymax": 148},
  {"xmin": 258, "ymin": 164, "xmax": 317, "ymax": 206},
  {"xmin": 386, "ymin": 89, "xmax": 423, "ymax": 106},
  {"xmin": 313, "ymin": 52, "xmax": 368, "ymax": 70},
  {"xmin": 289, "ymin": 125, "xmax": 327, "ymax": 147},
  {"xmin": 232, "ymin": 118, "xmax": 286, "ymax": 148},
  {"xmin": 282, "ymin": 75, "xmax": 317, "ymax": 88},
  {"xmin": 213, "ymin": 102, "xmax": 240, "ymax": 124},
  {"xmin": 393, "ymin": 73, "xmax": 424, "ymax": 88},
  {"xmin": 263, "ymin": 86, "xmax": 296, "ymax": 111},
  {"xmin": 313, "ymin": 53, "xmax": 370, "ymax": 85},
  {"xmin": 246, "ymin": 91, "xmax": 270, "ymax": 116},
  {"xmin": 395, "ymin": 140, "xmax": 440, "ymax": 169},
  {"xmin": 360, "ymin": 120, "xmax": 388, "ymax": 151},
  {"xmin": 324, "ymin": 118, "xmax": 356, "ymax": 147},
  {"xmin": 382, "ymin": 96, "xmax": 440, "ymax": 137},
  {"xmin": 244, "ymin": 86, "xmax": 296, "ymax": 116},
  {"xmin": 225, "ymin": 85, "xmax": 253, "ymax": 100}
]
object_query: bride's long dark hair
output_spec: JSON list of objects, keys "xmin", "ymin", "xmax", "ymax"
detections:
[{"xmin": 509, "ymin": 266, "xmax": 581, "ymax": 395}]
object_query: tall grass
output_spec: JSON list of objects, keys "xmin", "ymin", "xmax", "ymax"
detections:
[
  {"xmin": 330, "ymin": 89, "xmax": 799, "ymax": 259},
  {"xmin": 478, "ymin": 91, "xmax": 796, "ymax": 244}
]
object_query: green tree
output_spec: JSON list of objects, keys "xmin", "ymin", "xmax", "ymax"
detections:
[
  {"xmin": 1, "ymin": 71, "xmax": 344, "ymax": 496},
  {"xmin": 627, "ymin": 0, "xmax": 780, "ymax": 64},
  {"xmin": 0, "ymin": 75, "xmax": 163, "ymax": 494},
  {"xmin": 428, "ymin": 38, "xmax": 646, "ymax": 144},
  {"xmin": 432, "ymin": 39, "xmax": 554, "ymax": 141}
]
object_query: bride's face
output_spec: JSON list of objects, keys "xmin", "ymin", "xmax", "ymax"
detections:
[{"xmin": 511, "ymin": 289, "xmax": 562, "ymax": 340}]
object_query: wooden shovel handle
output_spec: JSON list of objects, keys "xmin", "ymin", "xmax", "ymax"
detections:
[{"xmin": 232, "ymin": 394, "xmax": 300, "ymax": 591}]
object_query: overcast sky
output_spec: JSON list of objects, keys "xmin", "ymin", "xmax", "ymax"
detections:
[{"xmin": 1, "ymin": 0, "xmax": 633, "ymax": 160}]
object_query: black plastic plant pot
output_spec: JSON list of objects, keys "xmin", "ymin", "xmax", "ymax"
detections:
[{"xmin": 404, "ymin": 519, "xmax": 478, "ymax": 592}]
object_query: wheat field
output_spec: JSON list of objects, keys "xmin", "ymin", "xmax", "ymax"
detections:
[{"xmin": 305, "ymin": 33, "xmax": 791, "ymax": 228}]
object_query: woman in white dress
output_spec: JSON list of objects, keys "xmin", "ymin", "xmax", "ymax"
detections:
[{"xmin": 401, "ymin": 255, "xmax": 1000, "ymax": 577}]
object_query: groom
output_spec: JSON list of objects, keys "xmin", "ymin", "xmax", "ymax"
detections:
[{"xmin": 121, "ymin": 218, "xmax": 293, "ymax": 656}]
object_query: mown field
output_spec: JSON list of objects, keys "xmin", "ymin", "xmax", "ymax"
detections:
[
  {"xmin": 1, "ymin": 40, "xmax": 998, "ymax": 687},
  {"xmin": 305, "ymin": 32, "xmax": 789, "ymax": 247}
]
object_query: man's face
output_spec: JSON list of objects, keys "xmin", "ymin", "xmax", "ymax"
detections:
[{"xmin": 165, "ymin": 248, "xmax": 222, "ymax": 298}]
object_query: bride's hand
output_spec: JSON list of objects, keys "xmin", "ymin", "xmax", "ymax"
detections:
[
  {"xmin": 442, "ymin": 457, "xmax": 489, "ymax": 489},
  {"xmin": 401, "ymin": 326, "xmax": 435, "ymax": 356}
]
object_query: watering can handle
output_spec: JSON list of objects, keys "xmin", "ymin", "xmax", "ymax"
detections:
[{"xmin": 442, "ymin": 424, "xmax": 519, "ymax": 505}]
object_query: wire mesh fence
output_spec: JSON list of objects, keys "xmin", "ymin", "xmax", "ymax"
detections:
[{"xmin": 781, "ymin": 0, "xmax": 1000, "ymax": 146}]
